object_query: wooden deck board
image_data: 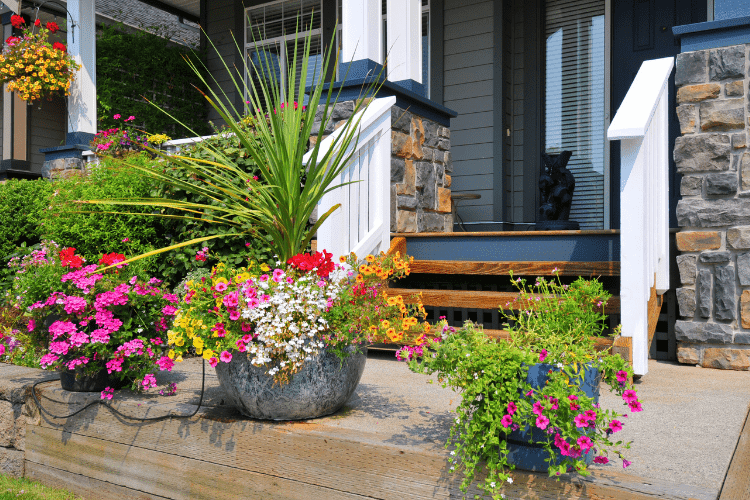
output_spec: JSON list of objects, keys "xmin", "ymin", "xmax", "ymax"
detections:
[{"xmin": 388, "ymin": 288, "xmax": 620, "ymax": 314}]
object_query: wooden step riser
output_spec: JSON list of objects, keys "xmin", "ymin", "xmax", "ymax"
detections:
[
  {"xmin": 410, "ymin": 260, "xmax": 620, "ymax": 277},
  {"xmin": 388, "ymin": 288, "xmax": 620, "ymax": 315}
]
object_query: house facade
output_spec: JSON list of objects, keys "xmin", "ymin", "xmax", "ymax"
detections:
[{"xmin": 6, "ymin": 0, "xmax": 750, "ymax": 371}]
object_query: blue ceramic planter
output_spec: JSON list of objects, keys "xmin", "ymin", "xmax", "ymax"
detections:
[{"xmin": 504, "ymin": 363, "xmax": 601, "ymax": 471}]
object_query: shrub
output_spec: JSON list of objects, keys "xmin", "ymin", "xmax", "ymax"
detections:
[
  {"xmin": 39, "ymin": 155, "xmax": 166, "ymax": 275},
  {"xmin": 0, "ymin": 178, "xmax": 54, "ymax": 285},
  {"xmin": 149, "ymin": 124, "xmax": 276, "ymax": 286}
]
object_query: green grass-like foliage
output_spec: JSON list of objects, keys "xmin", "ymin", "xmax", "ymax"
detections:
[
  {"xmin": 89, "ymin": 15, "xmax": 383, "ymax": 265},
  {"xmin": 0, "ymin": 475, "xmax": 79, "ymax": 499}
]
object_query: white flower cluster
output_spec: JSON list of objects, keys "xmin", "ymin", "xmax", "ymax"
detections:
[{"xmin": 239, "ymin": 265, "xmax": 350, "ymax": 375}]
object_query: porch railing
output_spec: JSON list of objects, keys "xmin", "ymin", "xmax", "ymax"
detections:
[
  {"xmin": 304, "ymin": 96, "xmax": 396, "ymax": 260},
  {"xmin": 607, "ymin": 57, "xmax": 674, "ymax": 377}
]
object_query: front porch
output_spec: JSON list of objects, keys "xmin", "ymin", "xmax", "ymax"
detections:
[{"xmin": 13, "ymin": 355, "xmax": 746, "ymax": 499}]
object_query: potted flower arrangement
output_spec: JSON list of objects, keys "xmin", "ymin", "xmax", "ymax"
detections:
[
  {"xmin": 90, "ymin": 113, "xmax": 170, "ymax": 157},
  {"xmin": 401, "ymin": 273, "xmax": 642, "ymax": 498},
  {"xmin": 0, "ymin": 15, "xmax": 80, "ymax": 102},
  {"xmin": 8, "ymin": 241, "xmax": 177, "ymax": 398},
  {"xmin": 166, "ymin": 248, "xmax": 429, "ymax": 420}
]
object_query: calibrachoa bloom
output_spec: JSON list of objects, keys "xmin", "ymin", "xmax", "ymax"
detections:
[{"xmin": 0, "ymin": 19, "xmax": 79, "ymax": 101}]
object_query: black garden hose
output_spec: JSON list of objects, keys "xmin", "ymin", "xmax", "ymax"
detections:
[{"xmin": 30, "ymin": 359, "xmax": 206, "ymax": 421}]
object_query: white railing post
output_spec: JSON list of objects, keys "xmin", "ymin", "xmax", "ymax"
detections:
[
  {"xmin": 307, "ymin": 96, "xmax": 396, "ymax": 260},
  {"xmin": 607, "ymin": 57, "xmax": 674, "ymax": 377}
]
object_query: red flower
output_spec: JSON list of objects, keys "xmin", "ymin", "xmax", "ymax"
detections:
[
  {"xmin": 52, "ymin": 42, "xmax": 66, "ymax": 53},
  {"xmin": 59, "ymin": 248, "xmax": 83, "ymax": 269},
  {"xmin": 34, "ymin": 19, "xmax": 41, "ymax": 27},
  {"xmin": 5, "ymin": 36, "xmax": 19, "ymax": 45},
  {"xmin": 46, "ymin": 21, "xmax": 60, "ymax": 33},
  {"xmin": 98, "ymin": 253, "xmax": 126, "ymax": 267},
  {"xmin": 10, "ymin": 15, "xmax": 24, "ymax": 29},
  {"xmin": 286, "ymin": 250, "xmax": 335, "ymax": 278}
]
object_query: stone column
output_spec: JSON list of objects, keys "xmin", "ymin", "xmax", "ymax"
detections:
[{"xmin": 673, "ymin": 44, "xmax": 750, "ymax": 370}]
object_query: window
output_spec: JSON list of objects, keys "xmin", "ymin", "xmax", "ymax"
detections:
[
  {"xmin": 709, "ymin": 0, "xmax": 750, "ymax": 20},
  {"xmin": 545, "ymin": 0, "xmax": 607, "ymax": 229},
  {"xmin": 245, "ymin": 0, "xmax": 324, "ymax": 108}
]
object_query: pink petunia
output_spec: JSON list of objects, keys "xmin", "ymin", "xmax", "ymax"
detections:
[
  {"xmin": 220, "ymin": 351, "xmax": 232, "ymax": 363},
  {"xmin": 609, "ymin": 420, "xmax": 623, "ymax": 433},
  {"xmin": 629, "ymin": 400, "xmax": 643, "ymax": 412},
  {"xmin": 539, "ymin": 348, "xmax": 548, "ymax": 363},
  {"xmin": 215, "ymin": 281, "xmax": 228, "ymax": 292},
  {"xmin": 532, "ymin": 401, "xmax": 545, "ymax": 416},
  {"xmin": 535, "ymin": 415, "xmax": 550, "ymax": 430},
  {"xmin": 616, "ymin": 370, "xmax": 628, "ymax": 383},
  {"xmin": 593, "ymin": 456, "xmax": 609, "ymax": 464},
  {"xmin": 507, "ymin": 401, "xmax": 517, "ymax": 415},
  {"xmin": 208, "ymin": 356, "xmax": 219, "ymax": 368},
  {"xmin": 576, "ymin": 436, "xmax": 593, "ymax": 453},
  {"xmin": 501, "ymin": 414, "xmax": 513, "ymax": 428},
  {"xmin": 113, "ymin": 114, "xmax": 121, "ymax": 119},
  {"xmin": 622, "ymin": 459, "xmax": 632, "ymax": 469},
  {"xmin": 100, "ymin": 387, "xmax": 114, "ymax": 400},
  {"xmin": 27, "ymin": 319, "xmax": 35, "ymax": 332},
  {"xmin": 574, "ymin": 414, "xmax": 589, "ymax": 428},
  {"xmin": 622, "ymin": 389, "xmax": 638, "ymax": 403}
]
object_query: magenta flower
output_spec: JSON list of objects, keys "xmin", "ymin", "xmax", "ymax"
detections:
[
  {"xmin": 616, "ymin": 370, "xmax": 628, "ymax": 383},
  {"xmin": 593, "ymin": 456, "xmax": 609, "ymax": 464},
  {"xmin": 576, "ymin": 436, "xmax": 593, "ymax": 452},
  {"xmin": 501, "ymin": 415, "xmax": 513, "ymax": 428},
  {"xmin": 125, "ymin": 115, "xmax": 135, "ymax": 122},
  {"xmin": 220, "ymin": 351, "xmax": 232, "ymax": 363},
  {"xmin": 539, "ymin": 348, "xmax": 548, "ymax": 363},
  {"xmin": 535, "ymin": 415, "xmax": 550, "ymax": 430},
  {"xmin": 208, "ymin": 356, "xmax": 219, "ymax": 368},
  {"xmin": 156, "ymin": 356, "xmax": 174, "ymax": 371},
  {"xmin": 622, "ymin": 389, "xmax": 638, "ymax": 403},
  {"xmin": 532, "ymin": 401, "xmax": 545, "ymax": 416},
  {"xmin": 215, "ymin": 281, "xmax": 228, "ymax": 292},
  {"xmin": 113, "ymin": 114, "xmax": 121, "ymax": 119},
  {"xmin": 609, "ymin": 420, "xmax": 623, "ymax": 433},
  {"xmin": 100, "ymin": 387, "xmax": 114, "ymax": 400},
  {"xmin": 622, "ymin": 459, "xmax": 631, "ymax": 469},
  {"xmin": 141, "ymin": 373, "xmax": 157, "ymax": 390},
  {"xmin": 574, "ymin": 414, "xmax": 588, "ymax": 428},
  {"xmin": 122, "ymin": 237, "xmax": 129, "ymax": 242},
  {"xmin": 507, "ymin": 401, "xmax": 517, "ymax": 415},
  {"xmin": 629, "ymin": 400, "xmax": 643, "ymax": 412}
]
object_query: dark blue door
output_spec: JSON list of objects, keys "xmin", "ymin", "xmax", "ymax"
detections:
[{"xmin": 610, "ymin": 0, "xmax": 706, "ymax": 229}]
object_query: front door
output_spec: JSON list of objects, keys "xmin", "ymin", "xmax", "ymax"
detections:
[{"xmin": 611, "ymin": 0, "xmax": 706, "ymax": 229}]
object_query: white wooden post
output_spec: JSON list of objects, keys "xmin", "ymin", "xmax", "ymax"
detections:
[
  {"xmin": 608, "ymin": 57, "xmax": 674, "ymax": 377},
  {"xmin": 67, "ymin": 0, "xmax": 96, "ymax": 137},
  {"xmin": 307, "ymin": 96, "xmax": 395, "ymax": 260},
  {"xmin": 385, "ymin": 0, "xmax": 421, "ymax": 84},
  {"xmin": 341, "ymin": 0, "xmax": 382, "ymax": 65}
]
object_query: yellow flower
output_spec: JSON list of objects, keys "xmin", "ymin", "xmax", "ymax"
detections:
[
  {"xmin": 193, "ymin": 337, "xmax": 204, "ymax": 349},
  {"xmin": 174, "ymin": 336, "xmax": 185, "ymax": 347},
  {"xmin": 381, "ymin": 320, "xmax": 390, "ymax": 328},
  {"xmin": 214, "ymin": 276, "xmax": 229, "ymax": 287},
  {"xmin": 365, "ymin": 255, "xmax": 375, "ymax": 263},
  {"xmin": 339, "ymin": 256, "xmax": 346, "ymax": 263},
  {"xmin": 260, "ymin": 263, "xmax": 270, "ymax": 272},
  {"xmin": 355, "ymin": 275, "xmax": 364, "ymax": 283},
  {"xmin": 167, "ymin": 349, "xmax": 175, "ymax": 359},
  {"xmin": 202, "ymin": 349, "xmax": 215, "ymax": 360},
  {"xmin": 175, "ymin": 355, "xmax": 183, "ymax": 362}
]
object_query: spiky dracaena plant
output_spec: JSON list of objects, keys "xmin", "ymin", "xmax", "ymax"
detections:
[{"xmin": 88, "ymin": 17, "xmax": 382, "ymax": 264}]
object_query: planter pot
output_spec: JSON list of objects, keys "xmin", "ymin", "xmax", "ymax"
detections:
[
  {"xmin": 59, "ymin": 366, "xmax": 128, "ymax": 392},
  {"xmin": 505, "ymin": 363, "xmax": 601, "ymax": 471},
  {"xmin": 215, "ymin": 344, "xmax": 367, "ymax": 421}
]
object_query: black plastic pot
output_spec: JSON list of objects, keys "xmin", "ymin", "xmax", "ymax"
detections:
[{"xmin": 59, "ymin": 366, "xmax": 128, "ymax": 392}]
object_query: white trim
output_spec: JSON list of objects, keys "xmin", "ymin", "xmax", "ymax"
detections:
[{"xmin": 603, "ymin": 0, "xmax": 611, "ymax": 229}]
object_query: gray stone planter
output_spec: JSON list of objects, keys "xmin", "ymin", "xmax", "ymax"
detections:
[{"xmin": 214, "ymin": 344, "xmax": 367, "ymax": 420}]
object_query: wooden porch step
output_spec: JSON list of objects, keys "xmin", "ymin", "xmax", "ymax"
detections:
[
  {"xmin": 409, "ymin": 260, "xmax": 620, "ymax": 276},
  {"xmin": 387, "ymin": 287, "xmax": 621, "ymax": 314}
]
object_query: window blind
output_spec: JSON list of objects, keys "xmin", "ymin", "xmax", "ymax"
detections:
[{"xmin": 545, "ymin": 0, "xmax": 606, "ymax": 229}]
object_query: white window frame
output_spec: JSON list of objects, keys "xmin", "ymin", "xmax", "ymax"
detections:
[{"xmin": 244, "ymin": 0, "xmax": 324, "ymax": 107}]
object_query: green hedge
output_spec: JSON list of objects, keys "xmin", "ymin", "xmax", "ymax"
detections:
[
  {"xmin": 0, "ymin": 179, "xmax": 53, "ymax": 263},
  {"xmin": 39, "ymin": 155, "xmax": 167, "ymax": 274}
]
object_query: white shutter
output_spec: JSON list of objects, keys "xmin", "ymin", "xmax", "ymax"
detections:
[{"xmin": 545, "ymin": 0, "xmax": 606, "ymax": 229}]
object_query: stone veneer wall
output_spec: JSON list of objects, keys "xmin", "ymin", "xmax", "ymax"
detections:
[
  {"xmin": 311, "ymin": 101, "xmax": 453, "ymax": 233},
  {"xmin": 0, "ymin": 366, "xmax": 46, "ymax": 478},
  {"xmin": 674, "ymin": 44, "xmax": 750, "ymax": 370}
]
